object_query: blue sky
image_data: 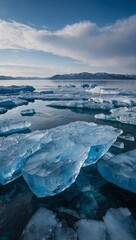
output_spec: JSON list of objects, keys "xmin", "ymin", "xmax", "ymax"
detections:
[{"xmin": 0, "ymin": 0, "xmax": 136, "ymax": 77}]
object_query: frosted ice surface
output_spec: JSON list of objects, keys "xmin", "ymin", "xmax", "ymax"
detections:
[
  {"xmin": 95, "ymin": 107, "xmax": 136, "ymax": 125},
  {"xmin": 0, "ymin": 120, "xmax": 31, "ymax": 135},
  {"xmin": 22, "ymin": 121, "xmax": 121, "ymax": 197},
  {"xmin": 21, "ymin": 109, "xmax": 36, "ymax": 116},
  {"xmin": 74, "ymin": 219, "xmax": 106, "ymax": 240},
  {"xmin": 22, "ymin": 208, "xmax": 77, "ymax": 240},
  {"xmin": 0, "ymin": 131, "xmax": 45, "ymax": 184},
  {"xmin": 97, "ymin": 149, "xmax": 136, "ymax": 193},
  {"xmin": 74, "ymin": 207, "xmax": 136, "ymax": 240},
  {"xmin": 103, "ymin": 208, "xmax": 136, "ymax": 240}
]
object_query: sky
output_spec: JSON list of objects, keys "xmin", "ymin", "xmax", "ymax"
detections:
[{"xmin": 0, "ymin": 0, "xmax": 136, "ymax": 77}]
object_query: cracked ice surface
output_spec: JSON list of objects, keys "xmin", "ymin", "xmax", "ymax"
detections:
[
  {"xmin": 21, "ymin": 208, "xmax": 77, "ymax": 240},
  {"xmin": 95, "ymin": 107, "xmax": 136, "ymax": 125},
  {"xmin": 22, "ymin": 121, "xmax": 121, "ymax": 197},
  {"xmin": 0, "ymin": 120, "xmax": 31, "ymax": 135},
  {"xmin": 97, "ymin": 149, "xmax": 136, "ymax": 193}
]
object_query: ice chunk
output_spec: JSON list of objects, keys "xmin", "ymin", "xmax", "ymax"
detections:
[
  {"xmin": 0, "ymin": 122, "xmax": 121, "ymax": 192},
  {"xmin": 102, "ymin": 152, "xmax": 115, "ymax": 160},
  {"xmin": 0, "ymin": 107, "xmax": 7, "ymax": 114},
  {"xmin": 118, "ymin": 134, "xmax": 135, "ymax": 141},
  {"xmin": 0, "ymin": 131, "xmax": 46, "ymax": 184},
  {"xmin": 95, "ymin": 107, "xmax": 136, "ymax": 125},
  {"xmin": 0, "ymin": 85, "xmax": 35, "ymax": 94},
  {"xmin": 47, "ymin": 100, "xmax": 113, "ymax": 110},
  {"xmin": 92, "ymin": 95, "xmax": 136, "ymax": 108},
  {"xmin": 87, "ymin": 86, "xmax": 120, "ymax": 94},
  {"xmin": 112, "ymin": 141, "xmax": 124, "ymax": 149},
  {"xmin": 0, "ymin": 97, "xmax": 28, "ymax": 109},
  {"xmin": 22, "ymin": 121, "xmax": 121, "ymax": 197},
  {"xmin": 87, "ymin": 85, "xmax": 136, "ymax": 97},
  {"xmin": 97, "ymin": 149, "xmax": 136, "ymax": 193},
  {"xmin": 21, "ymin": 208, "xmax": 77, "ymax": 240},
  {"xmin": 81, "ymin": 83, "xmax": 97, "ymax": 88},
  {"xmin": 0, "ymin": 120, "xmax": 31, "ymax": 135},
  {"xmin": 21, "ymin": 108, "xmax": 36, "ymax": 116},
  {"xmin": 74, "ymin": 207, "xmax": 136, "ymax": 240},
  {"xmin": 103, "ymin": 208, "xmax": 136, "ymax": 240},
  {"xmin": 74, "ymin": 219, "xmax": 106, "ymax": 240}
]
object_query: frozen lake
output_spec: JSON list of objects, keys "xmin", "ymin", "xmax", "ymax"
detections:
[{"xmin": 0, "ymin": 79, "xmax": 136, "ymax": 240}]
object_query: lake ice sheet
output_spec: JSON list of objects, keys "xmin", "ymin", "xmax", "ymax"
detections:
[{"xmin": 0, "ymin": 83, "xmax": 136, "ymax": 239}]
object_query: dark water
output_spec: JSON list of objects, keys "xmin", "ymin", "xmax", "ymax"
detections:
[{"xmin": 0, "ymin": 79, "xmax": 136, "ymax": 240}]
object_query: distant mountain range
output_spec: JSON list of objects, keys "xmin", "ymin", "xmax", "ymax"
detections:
[
  {"xmin": 0, "ymin": 72, "xmax": 136, "ymax": 80},
  {"xmin": 50, "ymin": 72, "xmax": 136, "ymax": 80},
  {"xmin": 0, "ymin": 75, "xmax": 47, "ymax": 80}
]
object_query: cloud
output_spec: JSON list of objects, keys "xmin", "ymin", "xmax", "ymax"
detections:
[{"xmin": 0, "ymin": 16, "xmax": 136, "ymax": 71}]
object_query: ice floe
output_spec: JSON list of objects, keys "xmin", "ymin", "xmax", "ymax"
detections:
[
  {"xmin": 21, "ymin": 108, "xmax": 36, "ymax": 116},
  {"xmin": 0, "ymin": 122, "xmax": 121, "ymax": 197},
  {"xmin": 47, "ymin": 100, "xmax": 113, "ymax": 110},
  {"xmin": 118, "ymin": 134, "xmax": 135, "ymax": 141},
  {"xmin": 0, "ymin": 97, "xmax": 28, "ymax": 109},
  {"xmin": 74, "ymin": 219, "xmax": 106, "ymax": 240},
  {"xmin": 95, "ymin": 107, "xmax": 136, "ymax": 125},
  {"xmin": 103, "ymin": 207, "xmax": 136, "ymax": 240},
  {"xmin": 75, "ymin": 207, "xmax": 136, "ymax": 240},
  {"xmin": 0, "ymin": 131, "xmax": 45, "ymax": 184},
  {"xmin": 112, "ymin": 141, "xmax": 124, "ymax": 149},
  {"xmin": 0, "ymin": 120, "xmax": 31, "ymax": 135},
  {"xmin": 22, "ymin": 207, "xmax": 136, "ymax": 240},
  {"xmin": 21, "ymin": 208, "xmax": 77, "ymax": 240},
  {"xmin": 0, "ymin": 85, "xmax": 35, "ymax": 94},
  {"xmin": 22, "ymin": 122, "xmax": 121, "ymax": 197},
  {"xmin": 97, "ymin": 149, "xmax": 136, "ymax": 193}
]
